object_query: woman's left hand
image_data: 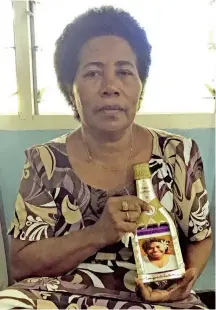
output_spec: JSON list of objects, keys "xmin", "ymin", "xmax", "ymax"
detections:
[{"xmin": 136, "ymin": 268, "xmax": 197, "ymax": 303}]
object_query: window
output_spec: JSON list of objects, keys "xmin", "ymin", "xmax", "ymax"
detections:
[
  {"xmin": 0, "ymin": 0, "xmax": 18, "ymax": 115},
  {"xmin": 0, "ymin": 0, "xmax": 215, "ymax": 131},
  {"xmin": 139, "ymin": 1, "xmax": 216, "ymax": 113},
  {"xmin": 32, "ymin": 0, "xmax": 216, "ymax": 115}
]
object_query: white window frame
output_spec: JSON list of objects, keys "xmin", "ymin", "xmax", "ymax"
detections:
[{"xmin": 0, "ymin": 0, "xmax": 215, "ymax": 130}]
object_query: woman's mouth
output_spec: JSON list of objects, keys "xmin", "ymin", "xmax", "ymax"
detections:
[
  {"xmin": 152, "ymin": 253, "xmax": 161, "ymax": 258},
  {"xmin": 98, "ymin": 104, "xmax": 124, "ymax": 113},
  {"xmin": 101, "ymin": 109, "xmax": 123, "ymax": 114}
]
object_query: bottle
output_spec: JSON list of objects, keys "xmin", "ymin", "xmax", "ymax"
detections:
[{"xmin": 131, "ymin": 163, "xmax": 185, "ymax": 284}]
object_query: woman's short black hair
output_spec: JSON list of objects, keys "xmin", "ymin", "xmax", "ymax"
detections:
[
  {"xmin": 54, "ymin": 6, "xmax": 152, "ymax": 120},
  {"xmin": 142, "ymin": 238, "xmax": 169, "ymax": 254}
]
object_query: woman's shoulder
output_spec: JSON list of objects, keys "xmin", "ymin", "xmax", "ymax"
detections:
[
  {"xmin": 147, "ymin": 127, "xmax": 187, "ymax": 145},
  {"xmin": 25, "ymin": 133, "xmax": 69, "ymax": 155},
  {"xmin": 24, "ymin": 133, "xmax": 70, "ymax": 172},
  {"xmin": 146, "ymin": 127, "xmax": 196, "ymax": 160}
]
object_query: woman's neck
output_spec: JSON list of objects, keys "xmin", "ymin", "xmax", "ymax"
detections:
[
  {"xmin": 148, "ymin": 254, "xmax": 169, "ymax": 267},
  {"xmin": 80, "ymin": 124, "xmax": 135, "ymax": 162}
]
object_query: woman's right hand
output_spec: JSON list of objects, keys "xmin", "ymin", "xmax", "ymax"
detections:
[{"xmin": 94, "ymin": 195, "xmax": 149, "ymax": 246}]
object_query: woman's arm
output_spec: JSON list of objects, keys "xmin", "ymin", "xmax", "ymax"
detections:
[
  {"xmin": 11, "ymin": 224, "xmax": 105, "ymax": 281},
  {"xmin": 10, "ymin": 147, "xmax": 107, "ymax": 281},
  {"xmin": 184, "ymin": 234, "xmax": 213, "ymax": 278},
  {"xmin": 11, "ymin": 194, "xmax": 145, "ymax": 281},
  {"xmin": 9, "ymin": 146, "xmax": 145, "ymax": 281}
]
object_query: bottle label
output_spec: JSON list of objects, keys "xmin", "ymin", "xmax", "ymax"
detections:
[
  {"xmin": 145, "ymin": 205, "xmax": 156, "ymax": 216},
  {"xmin": 131, "ymin": 224, "xmax": 185, "ymax": 283},
  {"xmin": 136, "ymin": 179, "xmax": 157, "ymax": 203},
  {"xmin": 136, "ymin": 178, "xmax": 168, "ymax": 227}
]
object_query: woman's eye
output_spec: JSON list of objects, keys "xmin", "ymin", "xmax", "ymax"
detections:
[
  {"xmin": 117, "ymin": 70, "xmax": 133, "ymax": 76},
  {"xmin": 84, "ymin": 71, "xmax": 101, "ymax": 78}
]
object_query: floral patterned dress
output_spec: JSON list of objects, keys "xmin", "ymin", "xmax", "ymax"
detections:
[{"xmin": 0, "ymin": 128, "xmax": 211, "ymax": 309}]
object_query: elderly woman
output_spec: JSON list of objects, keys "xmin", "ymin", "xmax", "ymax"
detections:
[{"xmin": 0, "ymin": 6, "xmax": 213, "ymax": 310}]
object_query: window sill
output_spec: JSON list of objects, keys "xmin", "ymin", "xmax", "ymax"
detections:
[{"xmin": 0, "ymin": 113, "xmax": 215, "ymax": 130}]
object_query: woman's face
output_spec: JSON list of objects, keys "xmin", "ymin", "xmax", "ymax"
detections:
[
  {"xmin": 146, "ymin": 242, "xmax": 166, "ymax": 260},
  {"xmin": 72, "ymin": 35, "xmax": 143, "ymax": 133}
]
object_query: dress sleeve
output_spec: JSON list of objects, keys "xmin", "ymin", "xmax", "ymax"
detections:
[
  {"xmin": 173, "ymin": 138, "xmax": 212, "ymax": 242},
  {"xmin": 8, "ymin": 147, "xmax": 58, "ymax": 241}
]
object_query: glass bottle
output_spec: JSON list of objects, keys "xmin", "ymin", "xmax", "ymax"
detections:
[{"xmin": 132, "ymin": 163, "xmax": 185, "ymax": 283}]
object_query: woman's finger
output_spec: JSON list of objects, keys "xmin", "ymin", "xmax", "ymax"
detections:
[
  {"xmin": 168, "ymin": 269, "xmax": 197, "ymax": 301},
  {"xmin": 121, "ymin": 222, "xmax": 137, "ymax": 234},
  {"xmin": 117, "ymin": 196, "xmax": 150, "ymax": 213},
  {"xmin": 177, "ymin": 268, "xmax": 197, "ymax": 288},
  {"xmin": 126, "ymin": 204, "xmax": 142, "ymax": 213},
  {"xmin": 136, "ymin": 270, "xmax": 197, "ymax": 303},
  {"xmin": 167, "ymin": 268, "xmax": 197, "ymax": 292},
  {"xmin": 135, "ymin": 278, "xmax": 151, "ymax": 300},
  {"xmin": 139, "ymin": 201, "xmax": 150, "ymax": 212},
  {"xmin": 133, "ymin": 203, "xmax": 141, "ymax": 213},
  {"xmin": 120, "ymin": 211, "xmax": 141, "ymax": 222},
  {"xmin": 135, "ymin": 278, "xmax": 169, "ymax": 302},
  {"xmin": 168, "ymin": 280, "xmax": 194, "ymax": 302}
]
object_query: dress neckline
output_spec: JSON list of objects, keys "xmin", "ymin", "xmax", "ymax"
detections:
[{"xmin": 60, "ymin": 127, "xmax": 157, "ymax": 194}]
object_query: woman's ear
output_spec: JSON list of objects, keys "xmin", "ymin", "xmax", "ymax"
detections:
[
  {"xmin": 137, "ymin": 97, "xmax": 142, "ymax": 111},
  {"xmin": 68, "ymin": 91, "xmax": 80, "ymax": 120},
  {"xmin": 137, "ymin": 87, "xmax": 144, "ymax": 111},
  {"xmin": 68, "ymin": 91, "xmax": 77, "ymax": 111},
  {"xmin": 66, "ymin": 84, "xmax": 74, "ymax": 105},
  {"xmin": 69, "ymin": 92, "xmax": 75, "ymax": 104}
]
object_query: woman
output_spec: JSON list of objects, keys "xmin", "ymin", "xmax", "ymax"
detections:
[
  {"xmin": 0, "ymin": 6, "xmax": 213, "ymax": 309},
  {"xmin": 142, "ymin": 238, "xmax": 177, "ymax": 273}
]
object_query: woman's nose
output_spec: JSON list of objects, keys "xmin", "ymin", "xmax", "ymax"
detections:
[
  {"xmin": 100, "ymin": 68, "xmax": 120, "ymax": 97},
  {"xmin": 101, "ymin": 84, "xmax": 120, "ymax": 97}
]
